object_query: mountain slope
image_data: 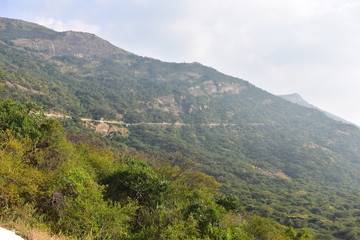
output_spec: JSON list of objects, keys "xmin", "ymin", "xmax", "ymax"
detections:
[
  {"xmin": 279, "ymin": 93, "xmax": 356, "ymax": 125},
  {"xmin": 1, "ymin": 17, "xmax": 360, "ymax": 239}
]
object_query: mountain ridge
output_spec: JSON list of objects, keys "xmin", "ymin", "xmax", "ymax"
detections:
[
  {"xmin": 0, "ymin": 17, "xmax": 131, "ymax": 58},
  {"xmin": 279, "ymin": 93, "xmax": 356, "ymax": 126},
  {"xmin": 12, "ymin": 30, "xmax": 132, "ymax": 58},
  {"xmin": 1, "ymin": 17, "xmax": 360, "ymax": 239}
]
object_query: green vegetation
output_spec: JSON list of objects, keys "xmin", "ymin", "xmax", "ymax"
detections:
[
  {"xmin": 0, "ymin": 99, "xmax": 312, "ymax": 239},
  {"xmin": 0, "ymin": 17, "xmax": 360, "ymax": 239}
]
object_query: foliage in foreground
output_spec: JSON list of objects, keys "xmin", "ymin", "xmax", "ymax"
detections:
[{"xmin": 0, "ymin": 99, "xmax": 313, "ymax": 239}]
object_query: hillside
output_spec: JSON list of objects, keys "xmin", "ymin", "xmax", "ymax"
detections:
[
  {"xmin": 0, "ymin": 99, "xmax": 313, "ymax": 240},
  {"xmin": 1, "ymin": 17, "xmax": 360, "ymax": 239}
]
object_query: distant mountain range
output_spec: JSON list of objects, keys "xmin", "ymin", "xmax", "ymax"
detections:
[
  {"xmin": 1, "ymin": 17, "xmax": 360, "ymax": 239},
  {"xmin": 279, "ymin": 93, "xmax": 357, "ymax": 126}
]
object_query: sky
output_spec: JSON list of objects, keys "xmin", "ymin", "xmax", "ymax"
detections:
[{"xmin": 1, "ymin": 0, "xmax": 360, "ymax": 125}]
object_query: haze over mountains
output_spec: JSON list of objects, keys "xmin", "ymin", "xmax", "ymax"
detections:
[
  {"xmin": 1, "ymin": 17, "xmax": 360, "ymax": 239},
  {"xmin": 279, "ymin": 93, "xmax": 357, "ymax": 126}
]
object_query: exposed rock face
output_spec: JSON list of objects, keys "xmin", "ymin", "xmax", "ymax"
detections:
[
  {"xmin": 95, "ymin": 122, "xmax": 110, "ymax": 136},
  {"xmin": 252, "ymin": 166, "xmax": 291, "ymax": 180},
  {"xmin": 94, "ymin": 122, "xmax": 129, "ymax": 137},
  {"xmin": 5, "ymin": 82, "xmax": 44, "ymax": 95},
  {"xmin": 151, "ymin": 81, "xmax": 246, "ymax": 115},
  {"xmin": 178, "ymin": 72, "xmax": 202, "ymax": 82},
  {"xmin": 152, "ymin": 95, "xmax": 182, "ymax": 115},
  {"xmin": 262, "ymin": 99, "xmax": 273, "ymax": 105},
  {"xmin": 188, "ymin": 80, "xmax": 246, "ymax": 96},
  {"xmin": 189, "ymin": 80, "xmax": 217, "ymax": 96},
  {"xmin": 12, "ymin": 31, "xmax": 131, "ymax": 58},
  {"xmin": 150, "ymin": 80, "xmax": 246, "ymax": 115}
]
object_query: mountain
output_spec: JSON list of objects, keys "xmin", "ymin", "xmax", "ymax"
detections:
[
  {"xmin": 1, "ymin": 17, "xmax": 360, "ymax": 239},
  {"xmin": 278, "ymin": 93, "xmax": 314, "ymax": 108},
  {"xmin": 279, "ymin": 93, "xmax": 356, "ymax": 125}
]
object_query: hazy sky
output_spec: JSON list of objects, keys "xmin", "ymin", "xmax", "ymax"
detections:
[{"xmin": 2, "ymin": 0, "xmax": 360, "ymax": 125}]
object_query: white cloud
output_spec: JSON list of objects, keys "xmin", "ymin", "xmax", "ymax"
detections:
[
  {"xmin": 149, "ymin": 0, "xmax": 360, "ymax": 124},
  {"xmin": 35, "ymin": 17, "xmax": 101, "ymax": 34}
]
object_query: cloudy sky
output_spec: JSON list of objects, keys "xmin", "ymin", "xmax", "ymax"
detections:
[{"xmin": 2, "ymin": 0, "xmax": 360, "ymax": 125}]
